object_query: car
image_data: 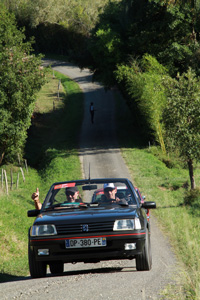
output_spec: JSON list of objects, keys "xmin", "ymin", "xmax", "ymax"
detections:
[
  {"xmin": 135, "ymin": 187, "xmax": 150, "ymax": 221},
  {"xmin": 27, "ymin": 178, "xmax": 156, "ymax": 278}
]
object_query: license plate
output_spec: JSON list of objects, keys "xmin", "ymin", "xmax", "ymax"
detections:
[{"xmin": 65, "ymin": 237, "xmax": 107, "ymax": 248}]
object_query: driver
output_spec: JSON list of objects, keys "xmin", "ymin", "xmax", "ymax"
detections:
[
  {"xmin": 100, "ymin": 183, "xmax": 127, "ymax": 205},
  {"xmin": 32, "ymin": 186, "xmax": 81, "ymax": 209}
]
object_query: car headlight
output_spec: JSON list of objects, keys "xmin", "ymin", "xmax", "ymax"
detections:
[
  {"xmin": 113, "ymin": 218, "xmax": 141, "ymax": 231},
  {"xmin": 30, "ymin": 224, "xmax": 57, "ymax": 236}
]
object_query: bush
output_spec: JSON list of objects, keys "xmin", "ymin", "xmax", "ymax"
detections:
[{"xmin": 184, "ymin": 188, "xmax": 200, "ymax": 206}]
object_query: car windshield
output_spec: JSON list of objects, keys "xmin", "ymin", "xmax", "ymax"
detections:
[{"xmin": 42, "ymin": 179, "xmax": 138, "ymax": 211}]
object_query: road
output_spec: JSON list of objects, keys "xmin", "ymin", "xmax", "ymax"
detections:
[{"xmin": 0, "ymin": 61, "xmax": 177, "ymax": 300}]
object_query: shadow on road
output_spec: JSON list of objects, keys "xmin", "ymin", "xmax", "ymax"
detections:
[
  {"xmin": 0, "ymin": 265, "xmax": 137, "ymax": 283},
  {"xmin": 55, "ymin": 265, "xmax": 137, "ymax": 277},
  {"xmin": 0, "ymin": 273, "xmax": 30, "ymax": 283}
]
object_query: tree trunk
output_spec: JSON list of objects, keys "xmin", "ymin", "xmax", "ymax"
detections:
[
  {"xmin": 188, "ymin": 158, "xmax": 196, "ymax": 189},
  {"xmin": 0, "ymin": 152, "xmax": 5, "ymax": 165}
]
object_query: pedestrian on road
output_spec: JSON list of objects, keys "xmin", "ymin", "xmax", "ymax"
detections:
[{"xmin": 90, "ymin": 102, "xmax": 95, "ymax": 124}]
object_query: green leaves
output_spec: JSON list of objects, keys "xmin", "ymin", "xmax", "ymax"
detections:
[
  {"xmin": 162, "ymin": 68, "xmax": 200, "ymax": 188},
  {"xmin": 0, "ymin": 5, "xmax": 46, "ymax": 164},
  {"xmin": 116, "ymin": 54, "xmax": 168, "ymax": 153}
]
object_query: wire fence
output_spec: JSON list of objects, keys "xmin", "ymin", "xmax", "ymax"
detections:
[{"xmin": 0, "ymin": 159, "xmax": 28, "ymax": 195}]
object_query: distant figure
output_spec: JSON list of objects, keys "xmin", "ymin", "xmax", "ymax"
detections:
[{"xmin": 90, "ymin": 102, "xmax": 95, "ymax": 124}]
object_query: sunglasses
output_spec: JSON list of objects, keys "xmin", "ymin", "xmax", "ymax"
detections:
[
  {"xmin": 66, "ymin": 192, "xmax": 75, "ymax": 196},
  {"xmin": 104, "ymin": 188, "xmax": 115, "ymax": 192}
]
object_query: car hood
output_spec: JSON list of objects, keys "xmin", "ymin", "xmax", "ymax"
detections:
[{"xmin": 33, "ymin": 206, "xmax": 139, "ymax": 225}]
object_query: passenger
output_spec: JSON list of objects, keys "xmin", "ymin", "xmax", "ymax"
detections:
[
  {"xmin": 31, "ymin": 186, "xmax": 81, "ymax": 210},
  {"xmin": 64, "ymin": 186, "xmax": 82, "ymax": 203}
]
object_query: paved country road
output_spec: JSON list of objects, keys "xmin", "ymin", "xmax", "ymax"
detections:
[{"xmin": 0, "ymin": 61, "xmax": 177, "ymax": 300}]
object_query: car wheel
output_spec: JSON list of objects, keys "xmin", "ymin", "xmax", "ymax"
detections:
[
  {"xmin": 28, "ymin": 244, "xmax": 47, "ymax": 278},
  {"xmin": 136, "ymin": 227, "xmax": 152, "ymax": 271},
  {"xmin": 49, "ymin": 262, "xmax": 64, "ymax": 274}
]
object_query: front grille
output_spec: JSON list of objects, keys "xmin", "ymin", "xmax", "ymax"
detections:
[{"xmin": 56, "ymin": 221, "xmax": 114, "ymax": 235}]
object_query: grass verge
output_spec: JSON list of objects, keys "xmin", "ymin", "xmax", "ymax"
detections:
[
  {"xmin": 115, "ymin": 90, "xmax": 200, "ymax": 300},
  {"xmin": 0, "ymin": 69, "xmax": 84, "ymax": 282}
]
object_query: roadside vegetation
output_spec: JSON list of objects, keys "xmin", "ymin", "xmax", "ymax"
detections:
[
  {"xmin": 115, "ymin": 91, "xmax": 200, "ymax": 300},
  {"xmin": 0, "ymin": 70, "xmax": 83, "ymax": 282}
]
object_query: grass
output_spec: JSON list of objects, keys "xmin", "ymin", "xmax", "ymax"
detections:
[
  {"xmin": 114, "ymin": 90, "xmax": 200, "ymax": 300},
  {"xmin": 0, "ymin": 69, "xmax": 84, "ymax": 282}
]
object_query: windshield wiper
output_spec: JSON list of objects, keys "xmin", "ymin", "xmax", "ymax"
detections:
[{"xmin": 45, "ymin": 203, "xmax": 89, "ymax": 210}]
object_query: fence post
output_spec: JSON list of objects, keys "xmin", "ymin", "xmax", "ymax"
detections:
[
  {"xmin": 4, "ymin": 170, "xmax": 8, "ymax": 195},
  {"xmin": 16, "ymin": 172, "xmax": 19, "ymax": 189},
  {"xmin": 10, "ymin": 168, "xmax": 13, "ymax": 190},
  {"xmin": 18, "ymin": 154, "xmax": 21, "ymax": 165},
  {"xmin": 58, "ymin": 79, "xmax": 61, "ymax": 90},
  {"xmin": 58, "ymin": 79, "xmax": 61, "ymax": 100},
  {"xmin": 1, "ymin": 169, "xmax": 3, "ymax": 189},
  {"xmin": 24, "ymin": 159, "xmax": 28, "ymax": 173},
  {"xmin": 20, "ymin": 167, "xmax": 25, "ymax": 182}
]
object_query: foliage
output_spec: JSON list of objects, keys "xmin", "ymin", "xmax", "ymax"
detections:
[
  {"xmin": 87, "ymin": 0, "xmax": 200, "ymax": 85},
  {"xmin": 0, "ymin": 69, "xmax": 83, "ymax": 281},
  {"xmin": 162, "ymin": 68, "xmax": 200, "ymax": 188},
  {"xmin": 0, "ymin": 5, "xmax": 46, "ymax": 165},
  {"xmin": 10, "ymin": 0, "xmax": 108, "ymax": 32},
  {"xmin": 1, "ymin": 0, "xmax": 113, "ymax": 60},
  {"xmin": 89, "ymin": 25, "xmax": 122, "ymax": 85},
  {"xmin": 116, "ymin": 54, "xmax": 168, "ymax": 152},
  {"xmin": 184, "ymin": 188, "xmax": 200, "ymax": 207}
]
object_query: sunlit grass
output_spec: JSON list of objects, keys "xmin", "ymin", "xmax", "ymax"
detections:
[{"xmin": 35, "ymin": 70, "xmax": 65, "ymax": 113}]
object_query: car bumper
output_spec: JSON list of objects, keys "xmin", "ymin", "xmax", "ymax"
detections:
[{"xmin": 29, "ymin": 231, "xmax": 146, "ymax": 263}]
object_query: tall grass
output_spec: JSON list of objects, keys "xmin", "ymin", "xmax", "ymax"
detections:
[
  {"xmin": 0, "ymin": 70, "xmax": 84, "ymax": 282},
  {"xmin": 115, "ymin": 90, "xmax": 200, "ymax": 300}
]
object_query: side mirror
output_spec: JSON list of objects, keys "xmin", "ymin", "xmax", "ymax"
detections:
[
  {"xmin": 142, "ymin": 201, "xmax": 156, "ymax": 209},
  {"xmin": 27, "ymin": 209, "xmax": 41, "ymax": 217}
]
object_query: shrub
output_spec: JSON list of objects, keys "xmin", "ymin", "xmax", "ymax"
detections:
[{"xmin": 184, "ymin": 188, "xmax": 200, "ymax": 206}]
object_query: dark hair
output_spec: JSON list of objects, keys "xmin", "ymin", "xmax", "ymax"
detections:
[{"xmin": 65, "ymin": 186, "xmax": 78, "ymax": 195}]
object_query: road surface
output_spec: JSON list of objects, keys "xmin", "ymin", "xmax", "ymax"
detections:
[{"xmin": 0, "ymin": 61, "xmax": 177, "ymax": 300}]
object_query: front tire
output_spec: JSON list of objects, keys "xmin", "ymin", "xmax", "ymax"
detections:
[
  {"xmin": 28, "ymin": 244, "xmax": 47, "ymax": 278},
  {"xmin": 136, "ymin": 228, "xmax": 152, "ymax": 271},
  {"xmin": 49, "ymin": 262, "xmax": 64, "ymax": 275}
]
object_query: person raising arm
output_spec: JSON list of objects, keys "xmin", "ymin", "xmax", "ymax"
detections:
[
  {"xmin": 31, "ymin": 188, "xmax": 42, "ymax": 210},
  {"xmin": 31, "ymin": 186, "xmax": 82, "ymax": 210}
]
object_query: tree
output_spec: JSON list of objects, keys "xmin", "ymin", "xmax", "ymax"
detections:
[
  {"xmin": 163, "ymin": 68, "xmax": 200, "ymax": 189},
  {"xmin": 88, "ymin": 0, "xmax": 200, "ymax": 87},
  {"xmin": 116, "ymin": 55, "xmax": 168, "ymax": 152},
  {"xmin": 0, "ymin": 5, "xmax": 46, "ymax": 164}
]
